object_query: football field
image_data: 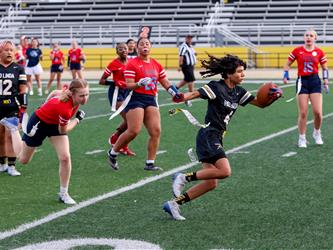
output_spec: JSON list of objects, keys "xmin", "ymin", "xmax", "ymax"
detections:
[{"xmin": 0, "ymin": 79, "xmax": 332, "ymax": 249}]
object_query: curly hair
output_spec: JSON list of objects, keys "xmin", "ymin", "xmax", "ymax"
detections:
[{"xmin": 200, "ymin": 54, "xmax": 247, "ymax": 79}]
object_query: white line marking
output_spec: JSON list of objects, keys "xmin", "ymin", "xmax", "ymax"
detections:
[
  {"xmin": 282, "ymin": 152, "xmax": 297, "ymax": 157},
  {"xmin": 230, "ymin": 150, "xmax": 250, "ymax": 154},
  {"xmin": 85, "ymin": 149, "xmax": 105, "ymax": 155},
  {"xmin": 2, "ymin": 111, "xmax": 333, "ymax": 240},
  {"xmin": 156, "ymin": 150, "xmax": 167, "ymax": 155},
  {"xmin": 0, "ymin": 83, "xmax": 315, "ymax": 241}
]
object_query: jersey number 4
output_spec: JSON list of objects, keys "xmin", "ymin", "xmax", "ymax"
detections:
[{"xmin": 0, "ymin": 79, "xmax": 12, "ymax": 95}]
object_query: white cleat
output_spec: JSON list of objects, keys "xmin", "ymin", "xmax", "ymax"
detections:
[
  {"xmin": 0, "ymin": 164, "xmax": 8, "ymax": 172},
  {"xmin": 172, "ymin": 173, "xmax": 187, "ymax": 197},
  {"xmin": 163, "ymin": 200, "xmax": 186, "ymax": 221},
  {"xmin": 298, "ymin": 137, "xmax": 307, "ymax": 148},
  {"xmin": 59, "ymin": 193, "xmax": 77, "ymax": 205},
  {"xmin": 29, "ymin": 90, "xmax": 34, "ymax": 96},
  {"xmin": 7, "ymin": 166, "xmax": 21, "ymax": 176},
  {"xmin": 313, "ymin": 131, "xmax": 324, "ymax": 145}
]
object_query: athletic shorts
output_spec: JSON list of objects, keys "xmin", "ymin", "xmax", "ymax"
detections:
[
  {"xmin": 108, "ymin": 84, "xmax": 130, "ymax": 105},
  {"xmin": 22, "ymin": 112, "xmax": 66, "ymax": 147},
  {"xmin": 181, "ymin": 65, "xmax": 195, "ymax": 82},
  {"xmin": 124, "ymin": 92, "xmax": 158, "ymax": 113},
  {"xmin": 0, "ymin": 97, "xmax": 19, "ymax": 119},
  {"xmin": 25, "ymin": 64, "xmax": 43, "ymax": 75},
  {"xmin": 297, "ymin": 74, "xmax": 322, "ymax": 95},
  {"xmin": 196, "ymin": 127, "xmax": 226, "ymax": 164},
  {"xmin": 51, "ymin": 64, "xmax": 64, "ymax": 73},
  {"xmin": 69, "ymin": 62, "xmax": 81, "ymax": 70}
]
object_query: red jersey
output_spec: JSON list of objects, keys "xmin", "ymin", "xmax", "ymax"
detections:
[
  {"xmin": 288, "ymin": 46, "xmax": 327, "ymax": 76},
  {"xmin": 124, "ymin": 57, "xmax": 166, "ymax": 96},
  {"xmin": 68, "ymin": 48, "xmax": 83, "ymax": 64},
  {"xmin": 103, "ymin": 58, "xmax": 127, "ymax": 84},
  {"xmin": 35, "ymin": 96, "xmax": 79, "ymax": 126},
  {"xmin": 51, "ymin": 49, "xmax": 64, "ymax": 65},
  {"xmin": 15, "ymin": 51, "xmax": 25, "ymax": 66}
]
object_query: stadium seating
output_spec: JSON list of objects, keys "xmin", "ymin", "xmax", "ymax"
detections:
[{"xmin": 1, "ymin": 0, "xmax": 333, "ymax": 47}]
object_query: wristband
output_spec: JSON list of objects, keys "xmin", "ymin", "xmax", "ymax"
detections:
[
  {"xmin": 283, "ymin": 70, "xmax": 290, "ymax": 80},
  {"xmin": 323, "ymin": 69, "xmax": 329, "ymax": 80},
  {"xmin": 167, "ymin": 85, "xmax": 179, "ymax": 97}
]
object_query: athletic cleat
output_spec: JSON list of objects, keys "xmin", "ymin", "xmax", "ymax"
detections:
[
  {"xmin": 119, "ymin": 145, "xmax": 136, "ymax": 156},
  {"xmin": 7, "ymin": 166, "xmax": 21, "ymax": 176},
  {"xmin": 58, "ymin": 193, "xmax": 76, "ymax": 205},
  {"xmin": 298, "ymin": 137, "xmax": 307, "ymax": 148},
  {"xmin": 0, "ymin": 164, "xmax": 8, "ymax": 172},
  {"xmin": 38, "ymin": 88, "xmax": 42, "ymax": 96},
  {"xmin": 29, "ymin": 90, "xmax": 34, "ymax": 96},
  {"xmin": 144, "ymin": 164, "xmax": 163, "ymax": 171},
  {"xmin": 0, "ymin": 117, "xmax": 19, "ymax": 131},
  {"xmin": 313, "ymin": 131, "xmax": 324, "ymax": 145},
  {"xmin": 108, "ymin": 132, "xmax": 118, "ymax": 146},
  {"xmin": 107, "ymin": 149, "xmax": 119, "ymax": 170},
  {"xmin": 185, "ymin": 100, "xmax": 193, "ymax": 107},
  {"xmin": 172, "ymin": 173, "xmax": 187, "ymax": 197},
  {"xmin": 163, "ymin": 200, "xmax": 186, "ymax": 220}
]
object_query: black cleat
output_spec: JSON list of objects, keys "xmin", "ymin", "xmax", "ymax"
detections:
[{"xmin": 144, "ymin": 164, "xmax": 163, "ymax": 171}]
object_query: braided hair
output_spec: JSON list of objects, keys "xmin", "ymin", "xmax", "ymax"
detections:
[{"xmin": 200, "ymin": 54, "xmax": 247, "ymax": 79}]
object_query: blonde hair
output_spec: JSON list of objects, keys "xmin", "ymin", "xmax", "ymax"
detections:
[
  {"xmin": 0, "ymin": 40, "xmax": 15, "ymax": 51},
  {"xmin": 59, "ymin": 78, "xmax": 88, "ymax": 102},
  {"xmin": 305, "ymin": 28, "xmax": 318, "ymax": 40}
]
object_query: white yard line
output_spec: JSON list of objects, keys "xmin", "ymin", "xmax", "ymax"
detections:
[
  {"xmin": 0, "ymin": 83, "xmax": 314, "ymax": 241},
  {"xmin": 2, "ymin": 111, "xmax": 333, "ymax": 240}
]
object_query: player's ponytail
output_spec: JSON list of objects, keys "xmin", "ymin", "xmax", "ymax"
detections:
[{"xmin": 59, "ymin": 78, "xmax": 88, "ymax": 102}]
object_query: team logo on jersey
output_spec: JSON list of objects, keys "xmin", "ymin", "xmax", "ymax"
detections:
[
  {"xmin": 214, "ymin": 143, "xmax": 223, "ymax": 150},
  {"xmin": 224, "ymin": 100, "xmax": 238, "ymax": 109},
  {"xmin": 312, "ymin": 51, "xmax": 317, "ymax": 56}
]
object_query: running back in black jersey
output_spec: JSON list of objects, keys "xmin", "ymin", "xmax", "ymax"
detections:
[
  {"xmin": 198, "ymin": 79, "xmax": 254, "ymax": 132},
  {"xmin": 0, "ymin": 62, "xmax": 27, "ymax": 110}
]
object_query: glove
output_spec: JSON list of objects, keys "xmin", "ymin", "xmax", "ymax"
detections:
[
  {"xmin": 172, "ymin": 93, "xmax": 185, "ymax": 103},
  {"xmin": 137, "ymin": 77, "xmax": 151, "ymax": 87},
  {"xmin": 75, "ymin": 110, "xmax": 85, "ymax": 123},
  {"xmin": 115, "ymin": 80, "xmax": 127, "ymax": 89},
  {"xmin": 268, "ymin": 87, "xmax": 283, "ymax": 101},
  {"xmin": 323, "ymin": 84, "xmax": 329, "ymax": 94}
]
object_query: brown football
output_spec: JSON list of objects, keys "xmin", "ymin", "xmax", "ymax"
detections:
[{"xmin": 256, "ymin": 82, "xmax": 279, "ymax": 106}]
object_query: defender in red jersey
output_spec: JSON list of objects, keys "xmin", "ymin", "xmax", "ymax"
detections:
[
  {"xmin": 107, "ymin": 37, "xmax": 184, "ymax": 171},
  {"xmin": 68, "ymin": 40, "xmax": 85, "ymax": 80},
  {"xmin": 1, "ymin": 79, "xmax": 89, "ymax": 204},
  {"xmin": 45, "ymin": 42, "xmax": 65, "ymax": 94},
  {"xmin": 99, "ymin": 42, "xmax": 135, "ymax": 156},
  {"xmin": 283, "ymin": 29, "xmax": 329, "ymax": 148}
]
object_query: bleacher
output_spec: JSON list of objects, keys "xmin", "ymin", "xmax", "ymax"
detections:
[
  {"xmin": 1, "ymin": 0, "xmax": 333, "ymax": 47},
  {"xmin": 222, "ymin": 0, "xmax": 333, "ymax": 45},
  {"xmin": 0, "ymin": 0, "xmax": 217, "ymax": 47}
]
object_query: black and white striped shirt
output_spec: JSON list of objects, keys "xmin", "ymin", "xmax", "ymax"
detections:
[{"xmin": 179, "ymin": 42, "xmax": 197, "ymax": 66}]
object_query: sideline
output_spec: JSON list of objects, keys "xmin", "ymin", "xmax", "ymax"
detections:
[{"xmin": 1, "ymin": 111, "xmax": 333, "ymax": 241}]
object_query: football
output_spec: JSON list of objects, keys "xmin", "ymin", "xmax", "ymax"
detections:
[{"xmin": 256, "ymin": 82, "xmax": 280, "ymax": 107}]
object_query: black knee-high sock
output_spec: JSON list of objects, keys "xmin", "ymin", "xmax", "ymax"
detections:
[
  {"xmin": 8, "ymin": 157, "xmax": 16, "ymax": 167},
  {"xmin": 185, "ymin": 172, "xmax": 197, "ymax": 182}
]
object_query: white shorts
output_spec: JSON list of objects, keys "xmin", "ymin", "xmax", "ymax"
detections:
[{"xmin": 25, "ymin": 64, "xmax": 43, "ymax": 76}]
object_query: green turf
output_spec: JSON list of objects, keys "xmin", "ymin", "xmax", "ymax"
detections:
[{"xmin": 0, "ymin": 82, "xmax": 332, "ymax": 249}]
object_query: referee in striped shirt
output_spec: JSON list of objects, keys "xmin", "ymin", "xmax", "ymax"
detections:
[{"xmin": 177, "ymin": 34, "xmax": 197, "ymax": 106}]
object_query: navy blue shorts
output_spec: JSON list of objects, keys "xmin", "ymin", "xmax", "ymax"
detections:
[
  {"xmin": 124, "ymin": 92, "xmax": 158, "ymax": 112},
  {"xmin": 69, "ymin": 62, "xmax": 81, "ymax": 70},
  {"xmin": 51, "ymin": 64, "xmax": 64, "ymax": 73},
  {"xmin": 297, "ymin": 74, "xmax": 322, "ymax": 95},
  {"xmin": 196, "ymin": 127, "xmax": 226, "ymax": 164},
  {"xmin": 0, "ymin": 98, "xmax": 19, "ymax": 119},
  {"xmin": 22, "ymin": 112, "xmax": 65, "ymax": 147},
  {"xmin": 108, "ymin": 85, "xmax": 130, "ymax": 105},
  {"xmin": 181, "ymin": 65, "xmax": 195, "ymax": 82}
]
